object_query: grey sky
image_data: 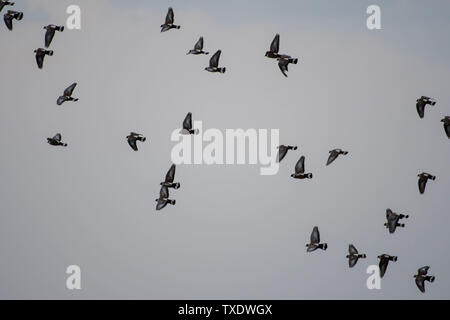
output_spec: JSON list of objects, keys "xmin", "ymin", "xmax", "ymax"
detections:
[{"xmin": 0, "ymin": 0, "xmax": 449, "ymax": 299}]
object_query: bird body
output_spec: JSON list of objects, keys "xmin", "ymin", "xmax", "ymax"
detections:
[
  {"xmin": 205, "ymin": 50, "xmax": 226, "ymax": 73},
  {"xmin": 44, "ymin": 24, "xmax": 64, "ymax": 48},
  {"xmin": 378, "ymin": 254, "xmax": 397, "ymax": 278},
  {"xmin": 326, "ymin": 149, "xmax": 348, "ymax": 166},
  {"xmin": 441, "ymin": 116, "xmax": 450, "ymax": 139},
  {"xmin": 291, "ymin": 156, "xmax": 313, "ymax": 179},
  {"xmin": 161, "ymin": 7, "xmax": 180, "ymax": 32},
  {"xmin": 3, "ymin": 9, "xmax": 22, "ymax": 30},
  {"xmin": 346, "ymin": 244, "xmax": 366, "ymax": 268},
  {"xmin": 180, "ymin": 112, "xmax": 200, "ymax": 135},
  {"xmin": 277, "ymin": 55, "xmax": 298, "ymax": 78},
  {"xmin": 277, "ymin": 145, "xmax": 297, "ymax": 163},
  {"xmin": 418, "ymin": 172, "xmax": 436, "ymax": 194},
  {"xmin": 416, "ymin": 96, "xmax": 436, "ymax": 118},
  {"xmin": 57, "ymin": 83, "xmax": 78, "ymax": 106},
  {"xmin": 155, "ymin": 185, "xmax": 176, "ymax": 211},
  {"xmin": 34, "ymin": 48, "xmax": 53, "ymax": 69},
  {"xmin": 47, "ymin": 133, "xmax": 67, "ymax": 147},
  {"xmin": 306, "ymin": 226, "xmax": 328, "ymax": 252},
  {"xmin": 414, "ymin": 266, "xmax": 435, "ymax": 293},
  {"xmin": 187, "ymin": 37, "xmax": 209, "ymax": 55},
  {"xmin": 384, "ymin": 209, "xmax": 409, "ymax": 234},
  {"xmin": 161, "ymin": 164, "xmax": 180, "ymax": 189},
  {"xmin": 126, "ymin": 132, "xmax": 146, "ymax": 151}
]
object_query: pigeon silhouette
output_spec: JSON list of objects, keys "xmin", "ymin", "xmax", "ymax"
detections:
[
  {"xmin": 326, "ymin": 149, "xmax": 349, "ymax": 166},
  {"xmin": 265, "ymin": 34, "xmax": 281, "ymax": 59},
  {"xmin": 205, "ymin": 50, "xmax": 226, "ymax": 73},
  {"xmin": 441, "ymin": 116, "xmax": 450, "ymax": 139},
  {"xmin": 155, "ymin": 185, "xmax": 176, "ymax": 211},
  {"xmin": 57, "ymin": 83, "xmax": 78, "ymax": 106},
  {"xmin": 291, "ymin": 156, "xmax": 313, "ymax": 179},
  {"xmin": 126, "ymin": 132, "xmax": 146, "ymax": 151},
  {"xmin": 161, "ymin": 7, "xmax": 180, "ymax": 32},
  {"xmin": 418, "ymin": 172, "xmax": 436, "ymax": 194},
  {"xmin": 180, "ymin": 112, "xmax": 200, "ymax": 135},
  {"xmin": 47, "ymin": 133, "xmax": 67, "ymax": 147},
  {"xmin": 384, "ymin": 208, "xmax": 409, "ymax": 234},
  {"xmin": 34, "ymin": 48, "xmax": 53, "ymax": 69},
  {"xmin": 0, "ymin": 1, "xmax": 14, "ymax": 13},
  {"xmin": 161, "ymin": 164, "xmax": 180, "ymax": 190},
  {"xmin": 346, "ymin": 244, "xmax": 366, "ymax": 268},
  {"xmin": 277, "ymin": 55, "xmax": 298, "ymax": 78},
  {"xmin": 377, "ymin": 254, "xmax": 397, "ymax": 278},
  {"xmin": 187, "ymin": 37, "xmax": 209, "ymax": 55},
  {"xmin": 277, "ymin": 145, "xmax": 297, "ymax": 163},
  {"xmin": 416, "ymin": 96, "xmax": 436, "ymax": 119},
  {"xmin": 414, "ymin": 266, "xmax": 435, "ymax": 293},
  {"xmin": 3, "ymin": 9, "xmax": 22, "ymax": 30},
  {"xmin": 306, "ymin": 226, "xmax": 328, "ymax": 252},
  {"xmin": 44, "ymin": 24, "xmax": 64, "ymax": 48}
]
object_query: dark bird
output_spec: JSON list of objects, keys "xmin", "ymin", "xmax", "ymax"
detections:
[
  {"xmin": 346, "ymin": 244, "xmax": 366, "ymax": 268},
  {"xmin": 44, "ymin": 24, "xmax": 64, "ymax": 48},
  {"xmin": 291, "ymin": 156, "xmax": 313, "ymax": 179},
  {"xmin": 161, "ymin": 164, "xmax": 180, "ymax": 190},
  {"xmin": 441, "ymin": 116, "xmax": 450, "ymax": 139},
  {"xmin": 377, "ymin": 254, "xmax": 397, "ymax": 278},
  {"xmin": 47, "ymin": 133, "xmax": 67, "ymax": 147},
  {"xmin": 416, "ymin": 96, "xmax": 436, "ymax": 119},
  {"xmin": 126, "ymin": 132, "xmax": 146, "ymax": 151},
  {"xmin": 265, "ymin": 34, "xmax": 281, "ymax": 59},
  {"xmin": 205, "ymin": 50, "xmax": 226, "ymax": 73},
  {"xmin": 155, "ymin": 185, "xmax": 176, "ymax": 211},
  {"xmin": 414, "ymin": 266, "xmax": 435, "ymax": 293},
  {"xmin": 384, "ymin": 208, "xmax": 409, "ymax": 234},
  {"xmin": 277, "ymin": 55, "xmax": 298, "ymax": 78},
  {"xmin": 418, "ymin": 172, "xmax": 436, "ymax": 194},
  {"xmin": 277, "ymin": 145, "xmax": 297, "ymax": 163},
  {"xmin": 57, "ymin": 83, "xmax": 78, "ymax": 106},
  {"xmin": 180, "ymin": 112, "xmax": 199, "ymax": 135},
  {"xmin": 0, "ymin": 1, "xmax": 14, "ymax": 13},
  {"xmin": 34, "ymin": 48, "xmax": 53, "ymax": 69},
  {"xmin": 187, "ymin": 37, "xmax": 209, "ymax": 55},
  {"xmin": 326, "ymin": 149, "xmax": 349, "ymax": 166},
  {"xmin": 161, "ymin": 7, "xmax": 180, "ymax": 32},
  {"xmin": 306, "ymin": 226, "xmax": 328, "ymax": 252},
  {"xmin": 3, "ymin": 9, "xmax": 22, "ymax": 30}
]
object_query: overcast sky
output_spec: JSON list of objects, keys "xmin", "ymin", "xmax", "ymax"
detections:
[{"xmin": 0, "ymin": 0, "xmax": 449, "ymax": 299}]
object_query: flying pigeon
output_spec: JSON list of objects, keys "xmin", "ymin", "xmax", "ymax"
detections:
[
  {"xmin": 384, "ymin": 209, "xmax": 409, "ymax": 234},
  {"xmin": 277, "ymin": 55, "xmax": 298, "ymax": 78},
  {"xmin": 265, "ymin": 34, "xmax": 281, "ymax": 59},
  {"xmin": 416, "ymin": 96, "xmax": 436, "ymax": 119},
  {"xmin": 44, "ymin": 24, "xmax": 64, "ymax": 48},
  {"xmin": 306, "ymin": 226, "xmax": 328, "ymax": 252},
  {"xmin": 3, "ymin": 9, "xmax": 22, "ymax": 30},
  {"xmin": 205, "ymin": 50, "xmax": 226, "ymax": 73},
  {"xmin": 291, "ymin": 156, "xmax": 313, "ymax": 179},
  {"xmin": 346, "ymin": 244, "xmax": 366, "ymax": 268},
  {"xmin": 0, "ymin": 1, "xmax": 14, "ymax": 13},
  {"xmin": 187, "ymin": 37, "xmax": 209, "ymax": 55},
  {"xmin": 161, "ymin": 164, "xmax": 180, "ymax": 189},
  {"xmin": 418, "ymin": 172, "xmax": 436, "ymax": 194},
  {"xmin": 34, "ymin": 48, "xmax": 53, "ymax": 69},
  {"xmin": 414, "ymin": 266, "xmax": 435, "ymax": 293},
  {"xmin": 180, "ymin": 112, "xmax": 199, "ymax": 135},
  {"xmin": 377, "ymin": 254, "xmax": 397, "ymax": 278},
  {"xmin": 155, "ymin": 185, "xmax": 176, "ymax": 211},
  {"xmin": 47, "ymin": 133, "xmax": 67, "ymax": 147},
  {"xmin": 126, "ymin": 132, "xmax": 146, "ymax": 151},
  {"xmin": 57, "ymin": 83, "xmax": 78, "ymax": 106},
  {"xmin": 441, "ymin": 116, "xmax": 450, "ymax": 139},
  {"xmin": 161, "ymin": 7, "xmax": 180, "ymax": 32},
  {"xmin": 277, "ymin": 145, "xmax": 297, "ymax": 163},
  {"xmin": 326, "ymin": 149, "xmax": 348, "ymax": 166}
]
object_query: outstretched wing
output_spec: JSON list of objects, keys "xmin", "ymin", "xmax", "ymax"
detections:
[
  {"xmin": 415, "ymin": 277, "xmax": 426, "ymax": 293},
  {"xmin": 57, "ymin": 96, "xmax": 67, "ymax": 106},
  {"xmin": 127, "ymin": 136, "xmax": 138, "ymax": 151},
  {"xmin": 35, "ymin": 52, "xmax": 44, "ymax": 69},
  {"xmin": 326, "ymin": 151, "xmax": 338, "ymax": 166},
  {"xmin": 349, "ymin": 244, "xmax": 358, "ymax": 255},
  {"xmin": 156, "ymin": 199, "xmax": 168, "ymax": 211},
  {"xmin": 444, "ymin": 122, "xmax": 450, "ymax": 138},
  {"xmin": 45, "ymin": 28, "xmax": 55, "ymax": 48},
  {"xmin": 53, "ymin": 133, "xmax": 62, "ymax": 142},
  {"xmin": 310, "ymin": 226, "xmax": 320, "ymax": 244},
  {"xmin": 64, "ymin": 83, "xmax": 77, "ymax": 97},
  {"xmin": 209, "ymin": 50, "xmax": 221, "ymax": 68},
  {"xmin": 278, "ymin": 58, "xmax": 289, "ymax": 77},
  {"xmin": 270, "ymin": 34, "xmax": 280, "ymax": 53},
  {"xmin": 165, "ymin": 7, "xmax": 174, "ymax": 24},
  {"xmin": 295, "ymin": 156, "xmax": 305, "ymax": 174},
  {"xmin": 379, "ymin": 258, "xmax": 388, "ymax": 278},
  {"xmin": 165, "ymin": 164, "xmax": 176, "ymax": 183},
  {"xmin": 4, "ymin": 14, "xmax": 13, "ymax": 30},
  {"xmin": 418, "ymin": 176, "xmax": 427, "ymax": 194},
  {"xmin": 159, "ymin": 185, "xmax": 169, "ymax": 199},
  {"xmin": 418, "ymin": 266, "xmax": 430, "ymax": 276},
  {"xmin": 194, "ymin": 37, "xmax": 204, "ymax": 50},
  {"xmin": 277, "ymin": 146, "xmax": 288, "ymax": 163},
  {"xmin": 183, "ymin": 112, "xmax": 193, "ymax": 131},
  {"xmin": 416, "ymin": 101, "xmax": 425, "ymax": 119},
  {"xmin": 348, "ymin": 256, "xmax": 358, "ymax": 268}
]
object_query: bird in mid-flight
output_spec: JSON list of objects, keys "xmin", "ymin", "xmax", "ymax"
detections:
[
  {"xmin": 384, "ymin": 209, "xmax": 409, "ymax": 234},
  {"xmin": 0, "ymin": 1, "xmax": 14, "ymax": 13},
  {"xmin": 47, "ymin": 133, "xmax": 67, "ymax": 147},
  {"xmin": 156, "ymin": 185, "xmax": 176, "ymax": 211},
  {"xmin": 277, "ymin": 55, "xmax": 298, "ymax": 78},
  {"xmin": 291, "ymin": 156, "xmax": 313, "ymax": 179},
  {"xmin": 277, "ymin": 145, "xmax": 297, "ymax": 163},
  {"xmin": 416, "ymin": 96, "xmax": 436, "ymax": 119},
  {"xmin": 126, "ymin": 132, "xmax": 146, "ymax": 151},
  {"xmin": 3, "ymin": 9, "xmax": 22, "ymax": 30},
  {"xmin": 306, "ymin": 226, "xmax": 328, "ymax": 252},
  {"xmin": 377, "ymin": 254, "xmax": 397, "ymax": 278},
  {"xmin": 57, "ymin": 83, "xmax": 78, "ymax": 106},
  {"xmin": 346, "ymin": 244, "xmax": 366, "ymax": 268},
  {"xmin": 44, "ymin": 24, "xmax": 64, "ymax": 48},
  {"xmin": 34, "ymin": 48, "xmax": 53, "ymax": 69},
  {"xmin": 326, "ymin": 149, "xmax": 348, "ymax": 166},
  {"xmin": 205, "ymin": 50, "xmax": 226, "ymax": 73},
  {"xmin": 180, "ymin": 112, "xmax": 200, "ymax": 135},
  {"xmin": 414, "ymin": 266, "xmax": 435, "ymax": 293},
  {"xmin": 161, "ymin": 7, "xmax": 180, "ymax": 32},
  {"xmin": 417, "ymin": 172, "xmax": 436, "ymax": 194},
  {"xmin": 161, "ymin": 164, "xmax": 180, "ymax": 190},
  {"xmin": 441, "ymin": 116, "xmax": 450, "ymax": 139},
  {"xmin": 187, "ymin": 37, "xmax": 209, "ymax": 55},
  {"xmin": 265, "ymin": 34, "xmax": 281, "ymax": 59}
]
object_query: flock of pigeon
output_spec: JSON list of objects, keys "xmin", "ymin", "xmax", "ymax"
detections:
[{"xmin": 3, "ymin": 3, "xmax": 449, "ymax": 295}]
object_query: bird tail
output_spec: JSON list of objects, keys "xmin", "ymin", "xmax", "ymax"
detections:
[
  {"xmin": 57, "ymin": 25, "xmax": 64, "ymax": 32},
  {"xmin": 391, "ymin": 256, "xmax": 398, "ymax": 262},
  {"xmin": 170, "ymin": 199, "xmax": 176, "ymax": 205},
  {"xmin": 342, "ymin": 151, "xmax": 349, "ymax": 155},
  {"xmin": 176, "ymin": 25, "xmax": 181, "ymax": 29},
  {"xmin": 429, "ymin": 276, "xmax": 435, "ymax": 282},
  {"xmin": 46, "ymin": 50, "xmax": 54, "ymax": 56},
  {"xmin": 292, "ymin": 146, "xmax": 298, "ymax": 150},
  {"xmin": 173, "ymin": 183, "xmax": 180, "ymax": 190},
  {"xmin": 291, "ymin": 58, "xmax": 298, "ymax": 64},
  {"xmin": 360, "ymin": 254, "xmax": 367, "ymax": 259},
  {"xmin": 219, "ymin": 67, "xmax": 226, "ymax": 74},
  {"xmin": 17, "ymin": 12, "xmax": 23, "ymax": 20},
  {"xmin": 73, "ymin": 98, "xmax": 79, "ymax": 102},
  {"xmin": 205, "ymin": 52, "xmax": 209, "ymax": 55},
  {"xmin": 430, "ymin": 101, "xmax": 436, "ymax": 106},
  {"xmin": 400, "ymin": 223, "xmax": 405, "ymax": 228},
  {"xmin": 62, "ymin": 143, "xmax": 68, "ymax": 147},
  {"xmin": 320, "ymin": 243, "xmax": 328, "ymax": 250},
  {"xmin": 431, "ymin": 175, "xmax": 436, "ymax": 180},
  {"xmin": 307, "ymin": 173, "xmax": 313, "ymax": 179}
]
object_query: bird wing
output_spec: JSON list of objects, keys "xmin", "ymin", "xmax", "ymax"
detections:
[
  {"xmin": 326, "ymin": 151, "xmax": 338, "ymax": 166},
  {"xmin": 165, "ymin": 164, "xmax": 176, "ymax": 183},
  {"xmin": 210, "ymin": 50, "xmax": 221, "ymax": 68},
  {"xmin": 444, "ymin": 122, "xmax": 450, "ymax": 138},
  {"xmin": 416, "ymin": 101, "xmax": 425, "ymax": 118},
  {"xmin": 156, "ymin": 199, "xmax": 168, "ymax": 211},
  {"xmin": 183, "ymin": 112, "xmax": 193, "ymax": 131},
  {"xmin": 379, "ymin": 258, "xmax": 388, "ymax": 278},
  {"xmin": 295, "ymin": 156, "xmax": 305, "ymax": 174},
  {"xmin": 270, "ymin": 34, "xmax": 280, "ymax": 53},
  {"xmin": 277, "ymin": 146, "xmax": 288, "ymax": 163},
  {"xmin": 418, "ymin": 176, "xmax": 427, "ymax": 194},
  {"xmin": 415, "ymin": 277, "xmax": 426, "ymax": 293},
  {"xmin": 57, "ymin": 96, "xmax": 67, "ymax": 106},
  {"xmin": 165, "ymin": 7, "xmax": 174, "ymax": 24},
  {"xmin": 348, "ymin": 256, "xmax": 358, "ymax": 268},
  {"xmin": 349, "ymin": 244, "xmax": 358, "ymax": 255},
  {"xmin": 194, "ymin": 37, "xmax": 204, "ymax": 50},
  {"xmin": 64, "ymin": 83, "xmax": 77, "ymax": 97},
  {"xmin": 4, "ymin": 14, "xmax": 13, "ymax": 30},
  {"xmin": 418, "ymin": 266, "xmax": 429, "ymax": 276},
  {"xmin": 310, "ymin": 226, "xmax": 320, "ymax": 244},
  {"xmin": 278, "ymin": 59, "xmax": 289, "ymax": 77},
  {"xmin": 45, "ymin": 28, "xmax": 55, "ymax": 48},
  {"xmin": 35, "ymin": 52, "xmax": 44, "ymax": 69},
  {"xmin": 53, "ymin": 133, "xmax": 62, "ymax": 142},
  {"xmin": 160, "ymin": 185, "xmax": 169, "ymax": 199},
  {"xmin": 127, "ymin": 137, "xmax": 138, "ymax": 151}
]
